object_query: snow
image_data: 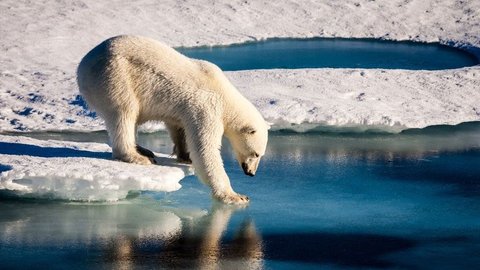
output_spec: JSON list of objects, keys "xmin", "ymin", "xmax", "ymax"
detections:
[
  {"xmin": 0, "ymin": 0, "xmax": 479, "ymax": 132},
  {"xmin": 229, "ymin": 67, "xmax": 480, "ymax": 132},
  {"xmin": 0, "ymin": 135, "xmax": 192, "ymax": 201}
]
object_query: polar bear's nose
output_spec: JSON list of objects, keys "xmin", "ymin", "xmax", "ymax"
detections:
[{"xmin": 241, "ymin": 162, "xmax": 255, "ymax": 177}]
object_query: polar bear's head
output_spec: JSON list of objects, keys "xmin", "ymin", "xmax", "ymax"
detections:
[{"xmin": 229, "ymin": 123, "xmax": 269, "ymax": 177}]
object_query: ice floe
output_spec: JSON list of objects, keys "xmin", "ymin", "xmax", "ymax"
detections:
[{"xmin": 0, "ymin": 135, "xmax": 192, "ymax": 201}]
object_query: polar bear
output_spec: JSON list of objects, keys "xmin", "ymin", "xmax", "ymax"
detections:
[{"xmin": 77, "ymin": 35, "xmax": 269, "ymax": 204}]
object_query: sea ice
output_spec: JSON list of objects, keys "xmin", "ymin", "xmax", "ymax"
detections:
[
  {"xmin": 0, "ymin": 135, "xmax": 192, "ymax": 201},
  {"xmin": 228, "ymin": 67, "xmax": 480, "ymax": 132}
]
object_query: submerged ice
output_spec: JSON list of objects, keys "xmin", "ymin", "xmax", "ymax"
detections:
[{"xmin": 0, "ymin": 135, "xmax": 192, "ymax": 201}]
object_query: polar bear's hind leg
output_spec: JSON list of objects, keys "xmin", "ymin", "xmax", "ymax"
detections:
[
  {"xmin": 166, "ymin": 124, "xmax": 191, "ymax": 163},
  {"xmin": 106, "ymin": 107, "xmax": 153, "ymax": 165}
]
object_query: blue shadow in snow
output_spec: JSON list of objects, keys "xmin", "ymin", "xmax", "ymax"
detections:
[
  {"xmin": 0, "ymin": 141, "xmax": 189, "ymax": 170},
  {"xmin": 0, "ymin": 141, "xmax": 111, "ymax": 159},
  {"xmin": 0, "ymin": 164, "xmax": 12, "ymax": 173},
  {"xmin": 69, "ymin": 95, "xmax": 97, "ymax": 118}
]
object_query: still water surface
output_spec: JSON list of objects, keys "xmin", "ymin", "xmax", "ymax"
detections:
[
  {"xmin": 177, "ymin": 38, "xmax": 479, "ymax": 71},
  {"xmin": 1, "ymin": 123, "xmax": 480, "ymax": 269}
]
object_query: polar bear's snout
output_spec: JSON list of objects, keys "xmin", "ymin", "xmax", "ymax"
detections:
[
  {"xmin": 242, "ymin": 162, "xmax": 255, "ymax": 177},
  {"xmin": 241, "ymin": 158, "xmax": 260, "ymax": 177}
]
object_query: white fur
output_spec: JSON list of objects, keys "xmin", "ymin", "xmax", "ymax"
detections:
[{"xmin": 77, "ymin": 35, "xmax": 269, "ymax": 204}]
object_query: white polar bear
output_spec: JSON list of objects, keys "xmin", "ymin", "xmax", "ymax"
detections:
[{"xmin": 77, "ymin": 35, "xmax": 269, "ymax": 204}]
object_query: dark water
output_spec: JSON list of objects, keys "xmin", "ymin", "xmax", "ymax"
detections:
[
  {"xmin": 1, "ymin": 124, "xmax": 480, "ymax": 269},
  {"xmin": 177, "ymin": 38, "xmax": 478, "ymax": 71}
]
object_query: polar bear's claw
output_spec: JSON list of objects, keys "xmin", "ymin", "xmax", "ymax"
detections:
[{"xmin": 136, "ymin": 145, "xmax": 156, "ymax": 159}]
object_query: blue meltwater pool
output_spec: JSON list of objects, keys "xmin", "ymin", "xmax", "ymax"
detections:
[
  {"xmin": 1, "ymin": 123, "xmax": 479, "ymax": 269},
  {"xmin": 177, "ymin": 38, "xmax": 479, "ymax": 71}
]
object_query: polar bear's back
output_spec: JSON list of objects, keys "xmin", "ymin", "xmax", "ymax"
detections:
[
  {"xmin": 76, "ymin": 35, "xmax": 257, "ymax": 127},
  {"xmin": 77, "ymin": 36, "xmax": 202, "ymax": 111},
  {"xmin": 77, "ymin": 36, "xmax": 231, "ymax": 95},
  {"xmin": 78, "ymin": 35, "xmax": 195, "ymax": 83}
]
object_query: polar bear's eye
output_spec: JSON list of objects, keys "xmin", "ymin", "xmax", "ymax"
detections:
[
  {"xmin": 241, "ymin": 126, "xmax": 256, "ymax": 134},
  {"xmin": 254, "ymin": 152, "xmax": 259, "ymax": 158}
]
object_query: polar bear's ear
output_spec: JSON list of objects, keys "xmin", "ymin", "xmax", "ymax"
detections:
[{"xmin": 241, "ymin": 126, "xmax": 256, "ymax": 134}]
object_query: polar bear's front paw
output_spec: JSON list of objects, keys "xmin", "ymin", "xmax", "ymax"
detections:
[{"xmin": 214, "ymin": 191, "xmax": 250, "ymax": 205}]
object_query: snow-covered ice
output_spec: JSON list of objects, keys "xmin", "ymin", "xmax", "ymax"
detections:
[
  {"xmin": 0, "ymin": 135, "xmax": 192, "ymax": 201},
  {"xmin": 0, "ymin": 0, "xmax": 479, "ymax": 133},
  {"xmin": 230, "ymin": 67, "xmax": 480, "ymax": 132}
]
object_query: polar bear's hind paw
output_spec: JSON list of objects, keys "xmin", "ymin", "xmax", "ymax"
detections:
[{"xmin": 115, "ymin": 153, "xmax": 155, "ymax": 165}]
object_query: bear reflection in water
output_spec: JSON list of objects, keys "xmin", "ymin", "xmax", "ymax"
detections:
[
  {"xmin": 103, "ymin": 205, "xmax": 263, "ymax": 270},
  {"xmin": 0, "ymin": 201, "xmax": 263, "ymax": 269}
]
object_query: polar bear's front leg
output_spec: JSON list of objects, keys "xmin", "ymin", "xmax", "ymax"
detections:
[
  {"xmin": 183, "ymin": 114, "xmax": 249, "ymax": 204},
  {"xmin": 190, "ymin": 141, "xmax": 249, "ymax": 204}
]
